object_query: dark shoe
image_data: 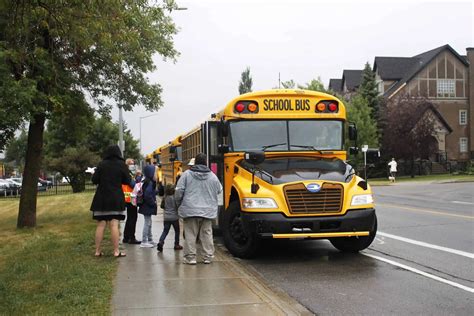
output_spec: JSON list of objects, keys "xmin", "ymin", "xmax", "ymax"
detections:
[
  {"xmin": 122, "ymin": 239, "xmax": 129, "ymax": 244},
  {"xmin": 129, "ymin": 239, "xmax": 141, "ymax": 244},
  {"xmin": 157, "ymin": 242, "xmax": 163, "ymax": 252},
  {"xmin": 174, "ymin": 245, "xmax": 183, "ymax": 250}
]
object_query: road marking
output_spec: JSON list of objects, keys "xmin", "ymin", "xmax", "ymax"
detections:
[
  {"xmin": 377, "ymin": 232, "xmax": 474, "ymax": 259},
  {"xmin": 377, "ymin": 203, "xmax": 474, "ymax": 219},
  {"xmin": 452, "ymin": 201, "xmax": 474, "ymax": 205},
  {"xmin": 362, "ymin": 253, "xmax": 474, "ymax": 294}
]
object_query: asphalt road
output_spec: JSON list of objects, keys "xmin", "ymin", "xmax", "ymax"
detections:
[{"xmin": 226, "ymin": 182, "xmax": 474, "ymax": 315}]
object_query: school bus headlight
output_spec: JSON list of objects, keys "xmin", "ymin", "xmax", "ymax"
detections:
[
  {"xmin": 351, "ymin": 194, "xmax": 374, "ymax": 206},
  {"xmin": 242, "ymin": 198, "xmax": 278, "ymax": 209}
]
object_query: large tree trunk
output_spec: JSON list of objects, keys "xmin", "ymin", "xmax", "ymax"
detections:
[{"xmin": 17, "ymin": 114, "xmax": 46, "ymax": 228}]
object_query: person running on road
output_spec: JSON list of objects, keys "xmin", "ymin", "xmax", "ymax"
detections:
[
  {"xmin": 175, "ymin": 153, "xmax": 222, "ymax": 265},
  {"xmin": 388, "ymin": 158, "xmax": 398, "ymax": 183}
]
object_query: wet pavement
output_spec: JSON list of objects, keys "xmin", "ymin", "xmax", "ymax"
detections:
[{"xmin": 111, "ymin": 207, "xmax": 311, "ymax": 315}]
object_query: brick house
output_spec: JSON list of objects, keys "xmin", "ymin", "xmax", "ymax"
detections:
[{"xmin": 329, "ymin": 44, "xmax": 473, "ymax": 163}]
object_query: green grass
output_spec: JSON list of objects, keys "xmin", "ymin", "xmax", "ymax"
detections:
[
  {"xmin": 368, "ymin": 174, "xmax": 474, "ymax": 186},
  {"xmin": 0, "ymin": 193, "xmax": 118, "ymax": 315}
]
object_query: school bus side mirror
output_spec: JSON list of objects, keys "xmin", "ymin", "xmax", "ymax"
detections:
[
  {"xmin": 348, "ymin": 123, "xmax": 357, "ymax": 141},
  {"xmin": 219, "ymin": 120, "xmax": 230, "ymax": 137},
  {"xmin": 349, "ymin": 147, "xmax": 359, "ymax": 155},
  {"xmin": 218, "ymin": 144, "xmax": 230, "ymax": 154},
  {"xmin": 244, "ymin": 151, "xmax": 265, "ymax": 165}
]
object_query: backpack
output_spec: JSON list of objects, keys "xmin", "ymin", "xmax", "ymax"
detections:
[{"xmin": 132, "ymin": 182, "xmax": 147, "ymax": 207}]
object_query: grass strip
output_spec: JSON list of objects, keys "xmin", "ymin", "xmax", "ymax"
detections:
[{"xmin": 0, "ymin": 193, "xmax": 118, "ymax": 315}]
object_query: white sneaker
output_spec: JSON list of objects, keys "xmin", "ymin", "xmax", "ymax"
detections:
[
  {"xmin": 203, "ymin": 259, "xmax": 212, "ymax": 264},
  {"xmin": 140, "ymin": 242, "xmax": 154, "ymax": 248},
  {"xmin": 183, "ymin": 258, "xmax": 197, "ymax": 265}
]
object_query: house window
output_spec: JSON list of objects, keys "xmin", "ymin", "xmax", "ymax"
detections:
[
  {"xmin": 460, "ymin": 137, "xmax": 468, "ymax": 153},
  {"xmin": 437, "ymin": 79, "xmax": 455, "ymax": 97},
  {"xmin": 459, "ymin": 110, "xmax": 467, "ymax": 125}
]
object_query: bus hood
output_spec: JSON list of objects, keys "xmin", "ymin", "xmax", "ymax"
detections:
[{"xmin": 240, "ymin": 156, "xmax": 354, "ymax": 185}]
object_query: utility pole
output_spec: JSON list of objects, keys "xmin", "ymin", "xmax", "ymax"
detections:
[
  {"xmin": 278, "ymin": 72, "xmax": 281, "ymax": 89},
  {"xmin": 118, "ymin": 105, "xmax": 125, "ymax": 156}
]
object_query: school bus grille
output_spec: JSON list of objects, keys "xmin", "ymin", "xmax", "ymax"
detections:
[{"xmin": 284, "ymin": 183, "xmax": 343, "ymax": 214}]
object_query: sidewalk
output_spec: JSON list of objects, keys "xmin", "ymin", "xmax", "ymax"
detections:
[{"xmin": 112, "ymin": 207, "xmax": 312, "ymax": 315}]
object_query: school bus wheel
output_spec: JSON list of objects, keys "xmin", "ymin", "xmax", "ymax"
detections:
[
  {"xmin": 223, "ymin": 200, "xmax": 261, "ymax": 259},
  {"xmin": 329, "ymin": 214, "xmax": 378, "ymax": 253}
]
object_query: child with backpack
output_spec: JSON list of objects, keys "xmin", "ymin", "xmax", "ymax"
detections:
[
  {"xmin": 137, "ymin": 165, "xmax": 158, "ymax": 248},
  {"xmin": 157, "ymin": 184, "xmax": 183, "ymax": 252}
]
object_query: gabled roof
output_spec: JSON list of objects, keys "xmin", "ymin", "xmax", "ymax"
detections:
[
  {"xmin": 342, "ymin": 70, "xmax": 363, "ymax": 91},
  {"xmin": 374, "ymin": 57, "xmax": 419, "ymax": 80},
  {"xmin": 409, "ymin": 102, "xmax": 453, "ymax": 133},
  {"xmin": 328, "ymin": 79, "xmax": 342, "ymax": 93},
  {"xmin": 382, "ymin": 44, "xmax": 469, "ymax": 98}
]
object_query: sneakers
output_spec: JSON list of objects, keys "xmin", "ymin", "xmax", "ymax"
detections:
[
  {"xmin": 157, "ymin": 242, "xmax": 163, "ymax": 252},
  {"xmin": 183, "ymin": 258, "xmax": 197, "ymax": 265},
  {"xmin": 129, "ymin": 239, "xmax": 141, "ymax": 245},
  {"xmin": 140, "ymin": 242, "xmax": 154, "ymax": 248},
  {"xmin": 203, "ymin": 259, "xmax": 212, "ymax": 264},
  {"xmin": 174, "ymin": 245, "xmax": 183, "ymax": 250}
]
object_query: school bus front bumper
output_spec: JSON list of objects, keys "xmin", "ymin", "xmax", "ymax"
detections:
[{"xmin": 240, "ymin": 208, "xmax": 375, "ymax": 239}]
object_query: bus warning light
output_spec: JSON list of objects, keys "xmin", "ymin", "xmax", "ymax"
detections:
[
  {"xmin": 248, "ymin": 103, "xmax": 258, "ymax": 112},
  {"xmin": 235, "ymin": 103, "xmax": 245, "ymax": 113},
  {"xmin": 328, "ymin": 103, "xmax": 338, "ymax": 112},
  {"xmin": 316, "ymin": 102, "xmax": 326, "ymax": 112}
]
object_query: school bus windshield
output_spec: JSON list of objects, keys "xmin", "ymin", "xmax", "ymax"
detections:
[{"xmin": 229, "ymin": 120, "xmax": 343, "ymax": 152}]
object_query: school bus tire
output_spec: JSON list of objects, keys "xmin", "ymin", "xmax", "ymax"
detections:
[
  {"xmin": 329, "ymin": 214, "xmax": 377, "ymax": 253},
  {"xmin": 223, "ymin": 200, "xmax": 261, "ymax": 259}
]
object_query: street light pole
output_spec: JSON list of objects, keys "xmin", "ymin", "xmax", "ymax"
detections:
[{"xmin": 118, "ymin": 105, "xmax": 124, "ymax": 155}]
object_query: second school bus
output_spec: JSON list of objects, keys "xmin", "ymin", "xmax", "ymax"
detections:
[
  {"xmin": 160, "ymin": 136, "xmax": 183, "ymax": 186},
  {"xmin": 179, "ymin": 89, "xmax": 377, "ymax": 258}
]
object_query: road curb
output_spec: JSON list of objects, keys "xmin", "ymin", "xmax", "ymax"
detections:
[{"xmin": 215, "ymin": 244, "xmax": 314, "ymax": 316}]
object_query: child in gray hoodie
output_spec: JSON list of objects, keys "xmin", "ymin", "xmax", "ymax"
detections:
[{"xmin": 157, "ymin": 184, "xmax": 183, "ymax": 252}]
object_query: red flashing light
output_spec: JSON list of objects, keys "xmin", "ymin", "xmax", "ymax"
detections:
[
  {"xmin": 235, "ymin": 103, "xmax": 245, "ymax": 113},
  {"xmin": 328, "ymin": 103, "xmax": 338, "ymax": 112}
]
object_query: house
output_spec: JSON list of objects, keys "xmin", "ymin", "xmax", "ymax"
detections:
[
  {"xmin": 374, "ymin": 44, "xmax": 472, "ymax": 162},
  {"xmin": 329, "ymin": 44, "xmax": 473, "ymax": 162}
]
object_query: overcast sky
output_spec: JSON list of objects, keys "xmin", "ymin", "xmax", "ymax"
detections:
[{"xmin": 111, "ymin": 0, "xmax": 473, "ymax": 157}]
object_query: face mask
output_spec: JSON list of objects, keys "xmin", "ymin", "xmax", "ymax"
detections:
[{"xmin": 128, "ymin": 165, "xmax": 136, "ymax": 172}]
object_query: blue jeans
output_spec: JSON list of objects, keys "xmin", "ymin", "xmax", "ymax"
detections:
[
  {"xmin": 142, "ymin": 215, "xmax": 153, "ymax": 243},
  {"xmin": 159, "ymin": 220, "xmax": 180, "ymax": 245}
]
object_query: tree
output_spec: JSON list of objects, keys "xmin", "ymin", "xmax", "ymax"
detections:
[
  {"xmin": 358, "ymin": 62, "xmax": 380, "ymax": 122},
  {"xmin": 0, "ymin": 1, "xmax": 178, "ymax": 228},
  {"xmin": 238, "ymin": 67, "xmax": 253, "ymax": 94},
  {"xmin": 281, "ymin": 80, "xmax": 296, "ymax": 89},
  {"xmin": 346, "ymin": 94, "xmax": 379, "ymax": 149},
  {"xmin": 297, "ymin": 77, "xmax": 326, "ymax": 92},
  {"xmin": 381, "ymin": 96, "xmax": 438, "ymax": 177},
  {"xmin": 4, "ymin": 129, "xmax": 28, "ymax": 172}
]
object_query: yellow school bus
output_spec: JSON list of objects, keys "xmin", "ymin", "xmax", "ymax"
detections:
[
  {"xmin": 179, "ymin": 89, "xmax": 377, "ymax": 258},
  {"xmin": 160, "ymin": 136, "xmax": 183, "ymax": 186},
  {"xmin": 145, "ymin": 153, "xmax": 155, "ymax": 165}
]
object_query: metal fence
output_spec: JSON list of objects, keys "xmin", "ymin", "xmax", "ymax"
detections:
[{"xmin": 0, "ymin": 183, "xmax": 96, "ymax": 199}]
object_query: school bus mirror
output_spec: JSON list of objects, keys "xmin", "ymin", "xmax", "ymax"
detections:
[
  {"xmin": 219, "ymin": 120, "xmax": 230, "ymax": 137},
  {"xmin": 218, "ymin": 144, "xmax": 230, "ymax": 154},
  {"xmin": 349, "ymin": 147, "xmax": 359, "ymax": 155},
  {"xmin": 169, "ymin": 146, "xmax": 177, "ymax": 154},
  {"xmin": 366, "ymin": 148, "xmax": 380, "ymax": 163},
  {"xmin": 244, "ymin": 151, "xmax": 265, "ymax": 165},
  {"xmin": 348, "ymin": 124, "xmax": 357, "ymax": 141}
]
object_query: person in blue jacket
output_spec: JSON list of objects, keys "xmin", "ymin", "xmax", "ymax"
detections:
[{"xmin": 138, "ymin": 164, "xmax": 158, "ymax": 248}]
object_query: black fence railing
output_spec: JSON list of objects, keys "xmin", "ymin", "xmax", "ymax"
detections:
[{"xmin": 0, "ymin": 183, "xmax": 96, "ymax": 199}]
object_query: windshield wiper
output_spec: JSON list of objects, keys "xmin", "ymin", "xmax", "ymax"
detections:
[
  {"xmin": 261, "ymin": 143, "xmax": 287, "ymax": 151},
  {"xmin": 290, "ymin": 144, "xmax": 323, "ymax": 154}
]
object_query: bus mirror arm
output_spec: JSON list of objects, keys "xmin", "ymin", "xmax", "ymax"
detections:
[
  {"xmin": 218, "ymin": 144, "xmax": 229, "ymax": 154},
  {"xmin": 251, "ymin": 169, "xmax": 260, "ymax": 194},
  {"xmin": 244, "ymin": 151, "xmax": 265, "ymax": 194}
]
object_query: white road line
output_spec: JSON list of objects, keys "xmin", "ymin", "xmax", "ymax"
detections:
[
  {"xmin": 362, "ymin": 253, "xmax": 474, "ymax": 294},
  {"xmin": 377, "ymin": 231, "xmax": 474, "ymax": 259},
  {"xmin": 452, "ymin": 201, "xmax": 474, "ymax": 205}
]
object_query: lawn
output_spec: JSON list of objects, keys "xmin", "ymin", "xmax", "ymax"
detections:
[
  {"xmin": 0, "ymin": 193, "xmax": 118, "ymax": 315},
  {"xmin": 368, "ymin": 173, "xmax": 474, "ymax": 186}
]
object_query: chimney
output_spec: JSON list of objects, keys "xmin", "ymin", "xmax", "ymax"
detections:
[{"xmin": 467, "ymin": 48, "xmax": 474, "ymax": 159}]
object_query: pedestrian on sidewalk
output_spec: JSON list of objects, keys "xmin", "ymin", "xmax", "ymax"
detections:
[
  {"xmin": 138, "ymin": 164, "xmax": 158, "ymax": 248},
  {"xmin": 388, "ymin": 158, "xmax": 398, "ymax": 183},
  {"xmin": 122, "ymin": 158, "xmax": 140, "ymax": 244},
  {"xmin": 175, "ymin": 153, "xmax": 222, "ymax": 265},
  {"xmin": 157, "ymin": 184, "xmax": 183, "ymax": 252},
  {"xmin": 90, "ymin": 145, "xmax": 131, "ymax": 258}
]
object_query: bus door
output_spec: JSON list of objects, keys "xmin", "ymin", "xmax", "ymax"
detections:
[{"xmin": 201, "ymin": 121, "xmax": 224, "ymax": 209}]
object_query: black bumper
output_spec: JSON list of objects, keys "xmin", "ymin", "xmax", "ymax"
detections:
[{"xmin": 241, "ymin": 208, "xmax": 376, "ymax": 238}]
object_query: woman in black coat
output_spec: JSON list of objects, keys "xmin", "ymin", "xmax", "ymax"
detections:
[{"xmin": 91, "ymin": 145, "xmax": 132, "ymax": 257}]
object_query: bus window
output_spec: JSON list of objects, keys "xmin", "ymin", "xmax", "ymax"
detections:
[
  {"xmin": 230, "ymin": 120, "xmax": 287, "ymax": 151},
  {"xmin": 288, "ymin": 120, "xmax": 343, "ymax": 150},
  {"xmin": 176, "ymin": 147, "xmax": 182, "ymax": 161}
]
